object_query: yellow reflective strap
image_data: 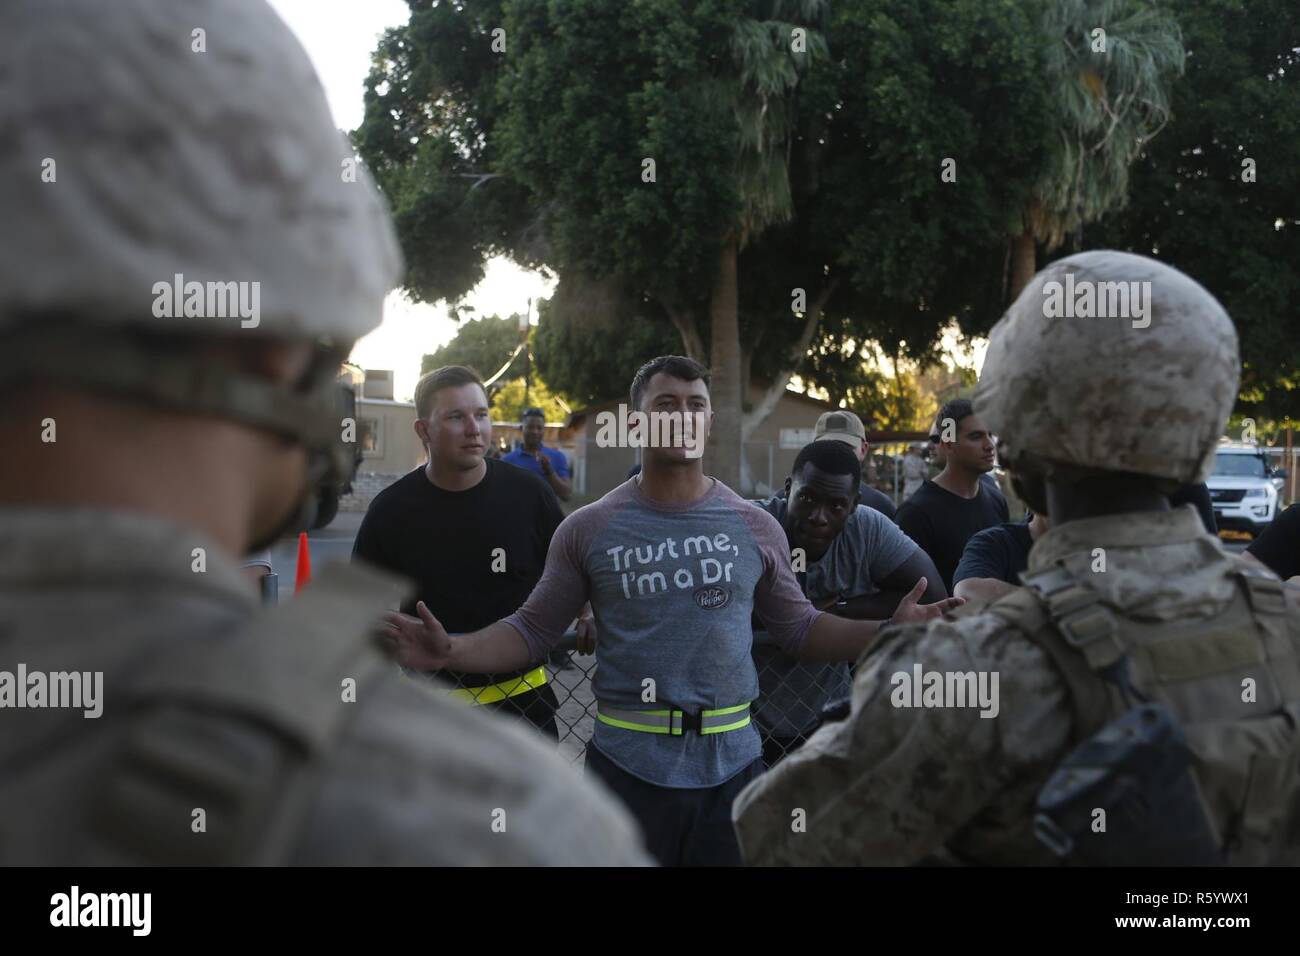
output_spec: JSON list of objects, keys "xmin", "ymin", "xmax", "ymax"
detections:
[
  {"xmin": 703, "ymin": 703, "xmax": 750, "ymax": 717},
  {"xmin": 597, "ymin": 712, "xmax": 672, "ymax": 734},
  {"xmin": 701, "ymin": 715, "xmax": 752, "ymax": 735},
  {"xmin": 449, "ymin": 666, "xmax": 548, "ymax": 705}
]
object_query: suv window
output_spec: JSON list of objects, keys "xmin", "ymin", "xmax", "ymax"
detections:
[{"xmin": 1212, "ymin": 453, "xmax": 1268, "ymax": 478}]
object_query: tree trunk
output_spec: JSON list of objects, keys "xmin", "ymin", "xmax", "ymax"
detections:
[
  {"xmin": 741, "ymin": 277, "xmax": 839, "ymax": 444},
  {"xmin": 1010, "ymin": 229, "xmax": 1037, "ymax": 301},
  {"xmin": 665, "ymin": 305, "xmax": 707, "ymax": 363},
  {"xmin": 708, "ymin": 236, "xmax": 743, "ymax": 491}
]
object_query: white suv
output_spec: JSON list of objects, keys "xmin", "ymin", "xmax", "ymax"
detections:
[{"xmin": 1207, "ymin": 443, "xmax": 1280, "ymax": 537}]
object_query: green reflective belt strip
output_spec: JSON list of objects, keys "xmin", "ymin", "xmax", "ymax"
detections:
[
  {"xmin": 449, "ymin": 666, "xmax": 548, "ymax": 705},
  {"xmin": 596, "ymin": 703, "xmax": 752, "ymax": 735}
]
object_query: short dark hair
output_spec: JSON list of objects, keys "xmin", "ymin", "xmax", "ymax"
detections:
[
  {"xmin": 629, "ymin": 355, "xmax": 710, "ymax": 410},
  {"xmin": 414, "ymin": 365, "xmax": 484, "ymax": 420},
  {"xmin": 791, "ymin": 440, "xmax": 862, "ymax": 490},
  {"xmin": 521, "ymin": 407, "xmax": 545, "ymax": 422},
  {"xmin": 935, "ymin": 397, "xmax": 975, "ymax": 440}
]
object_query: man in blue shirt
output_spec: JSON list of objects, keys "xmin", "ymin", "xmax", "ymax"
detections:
[
  {"xmin": 503, "ymin": 407, "xmax": 572, "ymax": 501},
  {"xmin": 952, "ymin": 512, "xmax": 1049, "ymax": 604}
]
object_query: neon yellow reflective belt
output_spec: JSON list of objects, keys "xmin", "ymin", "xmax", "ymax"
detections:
[
  {"xmin": 596, "ymin": 702, "xmax": 752, "ymax": 735},
  {"xmin": 449, "ymin": 666, "xmax": 548, "ymax": 706}
]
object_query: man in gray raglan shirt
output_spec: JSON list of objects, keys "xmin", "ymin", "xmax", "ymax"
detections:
[{"xmin": 382, "ymin": 355, "xmax": 964, "ymax": 866}]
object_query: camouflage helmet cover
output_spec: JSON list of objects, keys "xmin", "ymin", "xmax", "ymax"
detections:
[
  {"xmin": 975, "ymin": 251, "xmax": 1239, "ymax": 485},
  {"xmin": 0, "ymin": 0, "xmax": 401, "ymax": 341}
]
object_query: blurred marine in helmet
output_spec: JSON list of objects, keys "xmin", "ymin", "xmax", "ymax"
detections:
[
  {"xmin": 734, "ymin": 251, "xmax": 1300, "ymax": 866},
  {"xmin": 0, "ymin": 0, "xmax": 646, "ymax": 866}
]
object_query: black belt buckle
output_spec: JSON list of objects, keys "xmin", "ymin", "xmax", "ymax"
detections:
[{"xmin": 676, "ymin": 710, "xmax": 703, "ymax": 735}]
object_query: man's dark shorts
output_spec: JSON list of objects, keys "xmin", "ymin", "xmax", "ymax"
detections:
[{"xmin": 585, "ymin": 743, "xmax": 763, "ymax": 866}]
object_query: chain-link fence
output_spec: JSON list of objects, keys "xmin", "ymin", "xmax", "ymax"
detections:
[{"xmin": 422, "ymin": 628, "xmax": 850, "ymax": 770}]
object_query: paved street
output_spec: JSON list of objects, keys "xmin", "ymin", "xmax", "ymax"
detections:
[{"xmin": 266, "ymin": 512, "xmax": 365, "ymax": 596}]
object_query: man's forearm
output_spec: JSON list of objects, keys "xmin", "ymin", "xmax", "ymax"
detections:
[
  {"xmin": 953, "ymin": 578, "xmax": 1017, "ymax": 604},
  {"xmin": 448, "ymin": 621, "xmax": 535, "ymax": 673},
  {"xmin": 797, "ymin": 612, "xmax": 884, "ymax": 663},
  {"xmin": 835, "ymin": 591, "xmax": 908, "ymax": 620},
  {"xmin": 547, "ymin": 472, "xmax": 572, "ymax": 500}
]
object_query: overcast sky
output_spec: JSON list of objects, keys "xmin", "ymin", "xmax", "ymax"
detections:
[{"xmin": 266, "ymin": 0, "xmax": 553, "ymax": 401}]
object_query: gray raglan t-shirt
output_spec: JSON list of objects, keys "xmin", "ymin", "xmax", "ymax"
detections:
[
  {"xmin": 504, "ymin": 477, "xmax": 822, "ymax": 788},
  {"xmin": 752, "ymin": 498, "xmax": 920, "ymax": 738}
]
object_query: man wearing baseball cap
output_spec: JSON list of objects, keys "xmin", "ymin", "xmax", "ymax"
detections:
[{"xmin": 806, "ymin": 410, "xmax": 897, "ymax": 520}]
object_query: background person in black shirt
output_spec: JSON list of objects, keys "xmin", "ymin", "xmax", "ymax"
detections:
[
  {"xmin": 353, "ymin": 365, "xmax": 565, "ymax": 739},
  {"xmin": 928, "ymin": 412, "xmax": 1007, "ymax": 505},
  {"xmin": 1245, "ymin": 503, "xmax": 1300, "ymax": 582},
  {"xmin": 898, "ymin": 398, "xmax": 1009, "ymax": 591}
]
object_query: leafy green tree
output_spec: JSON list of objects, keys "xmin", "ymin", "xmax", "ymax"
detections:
[
  {"xmin": 420, "ymin": 314, "xmax": 524, "ymax": 380},
  {"xmin": 1089, "ymin": 0, "xmax": 1300, "ymax": 421},
  {"xmin": 1010, "ymin": 0, "xmax": 1185, "ymax": 296},
  {"xmin": 489, "ymin": 377, "xmax": 568, "ymax": 424},
  {"xmin": 419, "ymin": 313, "xmax": 565, "ymax": 423},
  {"xmin": 532, "ymin": 293, "xmax": 680, "ymax": 408},
  {"xmin": 360, "ymin": 0, "xmax": 1199, "ymax": 490}
]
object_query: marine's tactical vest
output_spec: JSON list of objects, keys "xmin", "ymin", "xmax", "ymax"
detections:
[
  {"xmin": 0, "ymin": 563, "xmax": 405, "ymax": 865},
  {"xmin": 984, "ymin": 561, "xmax": 1300, "ymax": 865}
]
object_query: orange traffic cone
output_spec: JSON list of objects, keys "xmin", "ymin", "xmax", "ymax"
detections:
[{"xmin": 294, "ymin": 531, "xmax": 312, "ymax": 594}]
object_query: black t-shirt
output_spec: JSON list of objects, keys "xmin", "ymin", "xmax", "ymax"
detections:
[
  {"xmin": 953, "ymin": 521, "xmax": 1034, "ymax": 587},
  {"xmin": 895, "ymin": 478, "xmax": 1010, "ymax": 592},
  {"xmin": 1247, "ymin": 503, "xmax": 1300, "ymax": 579},
  {"xmin": 352, "ymin": 459, "xmax": 565, "ymax": 686}
]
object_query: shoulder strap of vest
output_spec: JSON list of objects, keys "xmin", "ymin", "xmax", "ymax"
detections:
[
  {"xmin": 1234, "ymin": 562, "xmax": 1290, "ymax": 626},
  {"xmin": 984, "ymin": 567, "xmax": 1119, "ymax": 742},
  {"xmin": 93, "ymin": 561, "xmax": 411, "ymax": 864}
]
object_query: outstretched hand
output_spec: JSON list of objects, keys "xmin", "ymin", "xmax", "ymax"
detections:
[
  {"xmin": 381, "ymin": 601, "xmax": 453, "ymax": 670},
  {"xmin": 889, "ymin": 577, "xmax": 964, "ymax": 626}
]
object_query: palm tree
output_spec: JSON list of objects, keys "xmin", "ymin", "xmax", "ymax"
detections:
[
  {"xmin": 1009, "ymin": 0, "xmax": 1184, "ymax": 298},
  {"xmin": 705, "ymin": 1, "xmax": 830, "ymax": 491}
]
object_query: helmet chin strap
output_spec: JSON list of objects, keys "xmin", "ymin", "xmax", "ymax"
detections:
[
  {"xmin": 6, "ymin": 326, "xmax": 353, "ymax": 552},
  {"xmin": 246, "ymin": 457, "xmax": 333, "ymax": 554},
  {"xmin": 1011, "ymin": 472, "xmax": 1050, "ymax": 517}
]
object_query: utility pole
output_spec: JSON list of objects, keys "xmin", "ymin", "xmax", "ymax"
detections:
[{"xmin": 519, "ymin": 299, "xmax": 531, "ymax": 410}]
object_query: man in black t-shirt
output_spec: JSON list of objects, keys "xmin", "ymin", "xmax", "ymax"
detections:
[
  {"xmin": 353, "ymin": 365, "xmax": 564, "ymax": 739},
  {"xmin": 927, "ymin": 413, "xmax": 1007, "ymax": 505},
  {"xmin": 897, "ymin": 398, "xmax": 1009, "ymax": 591},
  {"xmin": 1245, "ymin": 503, "xmax": 1300, "ymax": 581}
]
